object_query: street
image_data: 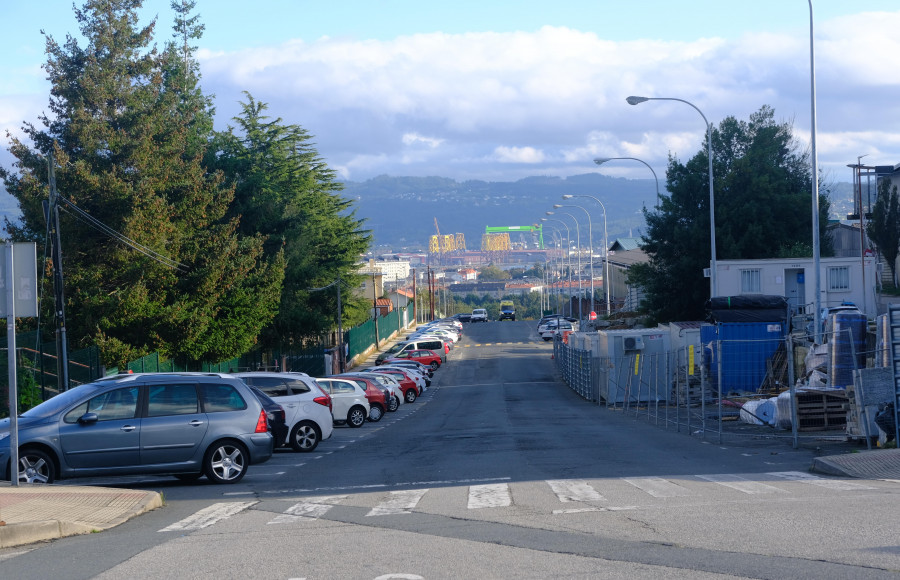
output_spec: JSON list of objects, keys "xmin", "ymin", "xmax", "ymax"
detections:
[{"xmin": 1, "ymin": 320, "xmax": 898, "ymax": 579}]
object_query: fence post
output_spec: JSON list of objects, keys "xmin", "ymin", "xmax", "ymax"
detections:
[{"xmin": 787, "ymin": 333, "xmax": 799, "ymax": 449}]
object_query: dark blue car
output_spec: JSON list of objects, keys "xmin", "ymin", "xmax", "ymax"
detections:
[{"xmin": 1, "ymin": 373, "xmax": 273, "ymax": 484}]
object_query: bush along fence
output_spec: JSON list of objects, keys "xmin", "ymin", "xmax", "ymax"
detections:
[{"xmin": 552, "ymin": 321, "xmax": 896, "ymax": 449}]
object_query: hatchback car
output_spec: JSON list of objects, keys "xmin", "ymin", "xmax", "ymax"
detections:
[
  {"xmin": 314, "ymin": 378, "xmax": 371, "ymax": 427},
  {"xmin": 339, "ymin": 373, "xmax": 404, "ymax": 412},
  {"xmin": 1, "ymin": 373, "xmax": 273, "ymax": 484},
  {"xmin": 335, "ymin": 376, "xmax": 389, "ymax": 421},
  {"xmin": 248, "ymin": 386, "xmax": 288, "ymax": 448},
  {"xmin": 236, "ymin": 372, "xmax": 334, "ymax": 452}
]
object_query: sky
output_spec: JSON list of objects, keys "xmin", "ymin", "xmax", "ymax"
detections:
[{"xmin": 2, "ymin": 0, "xmax": 900, "ymax": 190}]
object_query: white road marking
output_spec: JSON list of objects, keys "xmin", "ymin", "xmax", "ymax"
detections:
[
  {"xmin": 159, "ymin": 501, "xmax": 257, "ymax": 532},
  {"xmin": 624, "ymin": 477, "xmax": 693, "ymax": 498},
  {"xmin": 367, "ymin": 489, "xmax": 429, "ymax": 516},
  {"xmin": 696, "ymin": 474, "xmax": 787, "ymax": 494},
  {"xmin": 468, "ymin": 483, "xmax": 511, "ymax": 509},
  {"xmin": 547, "ymin": 479, "xmax": 605, "ymax": 502},
  {"xmin": 269, "ymin": 495, "xmax": 348, "ymax": 524},
  {"xmin": 768, "ymin": 471, "xmax": 875, "ymax": 491},
  {"xmin": 553, "ymin": 506, "xmax": 637, "ymax": 514}
]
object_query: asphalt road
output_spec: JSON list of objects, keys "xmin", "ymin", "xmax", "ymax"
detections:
[{"xmin": 2, "ymin": 320, "xmax": 899, "ymax": 579}]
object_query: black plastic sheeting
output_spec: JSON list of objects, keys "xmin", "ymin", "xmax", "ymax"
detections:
[{"xmin": 706, "ymin": 294, "xmax": 789, "ymax": 323}]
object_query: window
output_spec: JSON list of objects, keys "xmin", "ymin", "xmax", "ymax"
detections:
[
  {"xmin": 201, "ymin": 384, "xmax": 247, "ymax": 412},
  {"xmin": 244, "ymin": 376, "xmax": 289, "ymax": 398},
  {"xmin": 285, "ymin": 379, "xmax": 311, "ymax": 395},
  {"xmin": 828, "ymin": 266, "xmax": 851, "ymax": 291},
  {"xmin": 64, "ymin": 387, "xmax": 139, "ymax": 423},
  {"xmin": 740, "ymin": 269, "xmax": 761, "ymax": 293},
  {"xmin": 148, "ymin": 384, "xmax": 199, "ymax": 416}
]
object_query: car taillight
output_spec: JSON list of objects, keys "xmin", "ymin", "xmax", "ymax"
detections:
[
  {"xmin": 255, "ymin": 409, "xmax": 268, "ymax": 433},
  {"xmin": 314, "ymin": 395, "xmax": 332, "ymax": 412}
]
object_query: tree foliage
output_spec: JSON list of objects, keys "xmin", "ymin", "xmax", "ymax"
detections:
[
  {"xmin": 206, "ymin": 95, "xmax": 372, "ymax": 345},
  {"xmin": 478, "ymin": 264, "xmax": 511, "ymax": 281},
  {"xmin": 628, "ymin": 106, "xmax": 832, "ymax": 322},
  {"xmin": 0, "ymin": 0, "xmax": 284, "ymax": 367},
  {"xmin": 867, "ymin": 179, "xmax": 900, "ymax": 285}
]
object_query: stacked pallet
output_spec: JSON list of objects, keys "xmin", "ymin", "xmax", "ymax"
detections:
[{"xmin": 795, "ymin": 390, "xmax": 848, "ymax": 431}]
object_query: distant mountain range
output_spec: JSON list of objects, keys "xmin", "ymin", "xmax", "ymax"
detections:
[
  {"xmin": 342, "ymin": 174, "xmax": 859, "ymax": 252},
  {"xmin": 0, "ymin": 175, "xmax": 860, "ymax": 251}
]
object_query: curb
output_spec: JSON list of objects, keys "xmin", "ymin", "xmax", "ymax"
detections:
[{"xmin": 0, "ymin": 490, "xmax": 163, "ymax": 549}]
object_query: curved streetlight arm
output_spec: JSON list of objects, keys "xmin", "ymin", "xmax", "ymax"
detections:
[
  {"xmin": 627, "ymin": 94, "xmax": 717, "ymax": 297},
  {"xmin": 594, "ymin": 157, "xmax": 660, "ymax": 200},
  {"xmin": 563, "ymin": 194, "xmax": 610, "ymax": 316}
]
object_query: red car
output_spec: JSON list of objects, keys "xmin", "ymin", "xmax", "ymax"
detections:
[
  {"xmin": 386, "ymin": 348, "xmax": 442, "ymax": 371},
  {"xmin": 370, "ymin": 368, "xmax": 421, "ymax": 401}
]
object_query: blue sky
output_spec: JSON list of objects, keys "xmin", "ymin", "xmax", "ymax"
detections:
[{"xmin": 3, "ymin": 0, "xmax": 900, "ymax": 188}]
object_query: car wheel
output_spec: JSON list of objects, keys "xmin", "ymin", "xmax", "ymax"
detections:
[
  {"xmin": 429, "ymin": 361, "xmax": 439, "ymax": 371},
  {"xmin": 368, "ymin": 404, "xmax": 384, "ymax": 422},
  {"xmin": 387, "ymin": 395, "xmax": 399, "ymax": 412},
  {"xmin": 404, "ymin": 388, "xmax": 417, "ymax": 403},
  {"xmin": 289, "ymin": 421, "xmax": 321, "ymax": 452},
  {"xmin": 203, "ymin": 440, "xmax": 249, "ymax": 484},
  {"xmin": 14, "ymin": 448, "xmax": 55, "ymax": 484},
  {"xmin": 347, "ymin": 406, "xmax": 367, "ymax": 428},
  {"xmin": 174, "ymin": 473, "xmax": 204, "ymax": 482},
  {"xmin": 543, "ymin": 337, "xmax": 551, "ymax": 341}
]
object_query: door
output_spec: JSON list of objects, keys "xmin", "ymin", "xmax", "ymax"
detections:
[
  {"xmin": 140, "ymin": 383, "xmax": 208, "ymax": 465},
  {"xmin": 58, "ymin": 386, "xmax": 141, "ymax": 470},
  {"xmin": 785, "ymin": 268, "xmax": 806, "ymax": 317}
]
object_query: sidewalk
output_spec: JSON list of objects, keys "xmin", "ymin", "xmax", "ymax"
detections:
[
  {"xmin": 811, "ymin": 448, "xmax": 900, "ymax": 479},
  {"xmin": 0, "ymin": 483, "xmax": 162, "ymax": 548}
]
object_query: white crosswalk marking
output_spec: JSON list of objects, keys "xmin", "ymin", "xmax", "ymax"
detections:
[
  {"xmin": 696, "ymin": 474, "xmax": 787, "ymax": 494},
  {"xmin": 268, "ymin": 495, "xmax": 348, "ymax": 524},
  {"xmin": 159, "ymin": 501, "xmax": 257, "ymax": 532},
  {"xmin": 468, "ymin": 483, "xmax": 511, "ymax": 509},
  {"xmin": 768, "ymin": 471, "xmax": 875, "ymax": 491},
  {"xmin": 624, "ymin": 477, "xmax": 693, "ymax": 498},
  {"xmin": 366, "ymin": 489, "xmax": 429, "ymax": 516},
  {"xmin": 547, "ymin": 479, "xmax": 605, "ymax": 502}
]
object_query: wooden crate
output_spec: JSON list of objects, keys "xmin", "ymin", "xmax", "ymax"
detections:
[{"xmin": 795, "ymin": 391, "xmax": 848, "ymax": 431}]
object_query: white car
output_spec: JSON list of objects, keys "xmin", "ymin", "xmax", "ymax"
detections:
[
  {"xmin": 471, "ymin": 308, "xmax": 488, "ymax": 322},
  {"xmin": 539, "ymin": 319, "xmax": 578, "ymax": 341},
  {"xmin": 315, "ymin": 378, "xmax": 371, "ymax": 427},
  {"xmin": 236, "ymin": 372, "xmax": 333, "ymax": 452},
  {"xmin": 343, "ymin": 372, "xmax": 404, "ymax": 411}
]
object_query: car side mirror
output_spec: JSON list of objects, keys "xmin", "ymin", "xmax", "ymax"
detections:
[{"xmin": 79, "ymin": 412, "xmax": 99, "ymax": 425}]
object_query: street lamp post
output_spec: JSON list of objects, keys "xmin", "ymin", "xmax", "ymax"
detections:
[
  {"xmin": 808, "ymin": 0, "xmax": 822, "ymax": 343},
  {"xmin": 626, "ymin": 95, "xmax": 718, "ymax": 298},
  {"xmin": 563, "ymin": 194, "xmax": 610, "ymax": 316},
  {"xmin": 547, "ymin": 210, "xmax": 583, "ymax": 321},
  {"xmin": 555, "ymin": 203, "xmax": 595, "ymax": 317},
  {"xmin": 541, "ymin": 218, "xmax": 573, "ymax": 316},
  {"xmin": 594, "ymin": 157, "xmax": 660, "ymax": 208}
]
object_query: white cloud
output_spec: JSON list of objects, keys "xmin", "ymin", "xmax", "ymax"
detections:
[
  {"xmin": 492, "ymin": 146, "xmax": 545, "ymax": 163},
  {"xmin": 402, "ymin": 133, "xmax": 444, "ymax": 148}
]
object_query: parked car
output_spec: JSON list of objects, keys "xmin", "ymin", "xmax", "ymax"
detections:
[
  {"xmin": 381, "ymin": 359, "xmax": 433, "ymax": 379},
  {"xmin": 453, "ymin": 313, "xmax": 472, "ymax": 323},
  {"xmin": 537, "ymin": 314, "xmax": 578, "ymax": 330},
  {"xmin": 471, "ymin": 308, "xmax": 488, "ymax": 322},
  {"xmin": 340, "ymin": 372, "xmax": 403, "ymax": 412},
  {"xmin": 314, "ymin": 378, "xmax": 371, "ymax": 428},
  {"xmin": 1, "ymin": 373, "xmax": 273, "ymax": 484},
  {"xmin": 539, "ymin": 319, "xmax": 578, "ymax": 341},
  {"xmin": 247, "ymin": 386, "xmax": 288, "ymax": 448},
  {"xmin": 385, "ymin": 348, "xmax": 443, "ymax": 370},
  {"xmin": 371, "ymin": 364, "xmax": 430, "ymax": 388},
  {"xmin": 377, "ymin": 338, "xmax": 447, "ymax": 365},
  {"xmin": 236, "ymin": 372, "xmax": 333, "ymax": 452},
  {"xmin": 330, "ymin": 376, "xmax": 388, "ymax": 422},
  {"xmin": 364, "ymin": 368, "xmax": 420, "ymax": 402}
]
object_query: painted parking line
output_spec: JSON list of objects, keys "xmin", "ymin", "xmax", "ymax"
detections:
[{"xmin": 159, "ymin": 501, "xmax": 257, "ymax": 532}]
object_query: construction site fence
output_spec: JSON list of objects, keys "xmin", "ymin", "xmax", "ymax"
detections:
[{"xmin": 552, "ymin": 331, "xmax": 892, "ymax": 449}]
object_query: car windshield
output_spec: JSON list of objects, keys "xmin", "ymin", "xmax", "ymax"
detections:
[{"xmin": 19, "ymin": 383, "xmax": 104, "ymax": 419}]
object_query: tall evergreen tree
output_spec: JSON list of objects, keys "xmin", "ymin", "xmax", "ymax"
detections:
[
  {"xmin": 0, "ymin": 0, "xmax": 283, "ymax": 367},
  {"xmin": 867, "ymin": 179, "xmax": 900, "ymax": 286},
  {"xmin": 207, "ymin": 95, "xmax": 371, "ymax": 345},
  {"xmin": 628, "ymin": 106, "xmax": 832, "ymax": 322}
]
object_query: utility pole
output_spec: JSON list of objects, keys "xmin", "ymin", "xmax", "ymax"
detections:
[
  {"xmin": 336, "ymin": 278, "xmax": 344, "ymax": 373},
  {"xmin": 47, "ymin": 152, "xmax": 70, "ymax": 391}
]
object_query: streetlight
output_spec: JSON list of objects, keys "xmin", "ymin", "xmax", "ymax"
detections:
[
  {"xmin": 594, "ymin": 157, "xmax": 660, "ymax": 208},
  {"xmin": 541, "ymin": 221, "xmax": 572, "ymax": 314},
  {"xmin": 547, "ymin": 210, "xmax": 583, "ymax": 321},
  {"xmin": 563, "ymin": 194, "xmax": 610, "ymax": 316},
  {"xmin": 626, "ymin": 95, "xmax": 718, "ymax": 298},
  {"xmin": 555, "ymin": 203, "xmax": 595, "ymax": 317},
  {"xmin": 808, "ymin": 0, "xmax": 822, "ymax": 343}
]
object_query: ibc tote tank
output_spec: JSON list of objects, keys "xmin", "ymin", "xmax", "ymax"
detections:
[{"xmin": 829, "ymin": 311, "xmax": 867, "ymax": 388}]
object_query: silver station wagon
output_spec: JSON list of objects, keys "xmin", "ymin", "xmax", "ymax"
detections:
[{"xmin": 0, "ymin": 373, "xmax": 274, "ymax": 484}]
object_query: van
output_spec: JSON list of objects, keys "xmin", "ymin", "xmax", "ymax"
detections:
[
  {"xmin": 499, "ymin": 300, "xmax": 515, "ymax": 321},
  {"xmin": 376, "ymin": 338, "xmax": 446, "ymax": 365}
]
